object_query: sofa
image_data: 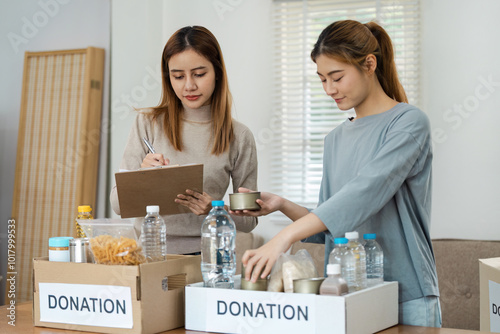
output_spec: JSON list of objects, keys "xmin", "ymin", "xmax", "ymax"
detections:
[{"xmin": 432, "ymin": 238, "xmax": 500, "ymax": 330}]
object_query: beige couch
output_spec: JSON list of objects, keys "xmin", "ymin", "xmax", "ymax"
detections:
[
  {"xmin": 433, "ymin": 239, "xmax": 500, "ymax": 330},
  {"xmin": 290, "ymin": 238, "xmax": 500, "ymax": 330}
]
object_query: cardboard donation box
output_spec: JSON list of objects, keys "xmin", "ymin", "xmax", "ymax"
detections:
[
  {"xmin": 33, "ymin": 255, "xmax": 201, "ymax": 334},
  {"xmin": 480, "ymin": 257, "xmax": 500, "ymax": 333},
  {"xmin": 185, "ymin": 276, "xmax": 398, "ymax": 334}
]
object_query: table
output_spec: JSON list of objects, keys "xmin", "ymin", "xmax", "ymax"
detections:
[{"xmin": 0, "ymin": 302, "xmax": 484, "ymax": 334}]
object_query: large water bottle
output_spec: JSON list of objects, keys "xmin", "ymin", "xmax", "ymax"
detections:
[
  {"xmin": 328, "ymin": 237, "xmax": 357, "ymax": 292},
  {"xmin": 141, "ymin": 205, "xmax": 167, "ymax": 262},
  {"xmin": 201, "ymin": 200, "xmax": 236, "ymax": 289},
  {"xmin": 345, "ymin": 231, "xmax": 367, "ymax": 290},
  {"xmin": 363, "ymin": 233, "xmax": 384, "ymax": 287}
]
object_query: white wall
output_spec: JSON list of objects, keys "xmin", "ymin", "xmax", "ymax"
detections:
[
  {"xmin": 421, "ymin": 0, "xmax": 500, "ymax": 239},
  {"xmin": 0, "ymin": 0, "xmax": 110, "ymax": 304}
]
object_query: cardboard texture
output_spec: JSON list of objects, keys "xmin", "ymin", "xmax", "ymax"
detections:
[
  {"xmin": 480, "ymin": 257, "xmax": 500, "ymax": 333},
  {"xmin": 33, "ymin": 255, "xmax": 201, "ymax": 334},
  {"xmin": 185, "ymin": 276, "xmax": 398, "ymax": 334},
  {"xmin": 115, "ymin": 164, "xmax": 203, "ymax": 218}
]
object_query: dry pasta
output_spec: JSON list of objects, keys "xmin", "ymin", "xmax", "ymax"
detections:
[{"xmin": 90, "ymin": 235, "xmax": 146, "ymax": 265}]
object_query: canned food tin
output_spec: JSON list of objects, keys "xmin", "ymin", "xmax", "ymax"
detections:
[
  {"xmin": 241, "ymin": 263, "xmax": 268, "ymax": 291},
  {"xmin": 293, "ymin": 277, "xmax": 325, "ymax": 294},
  {"xmin": 229, "ymin": 192, "xmax": 261, "ymax": 211},
  {"xmin": 69, "ymin": 238, "xmax": 93, "ymax": 263}
]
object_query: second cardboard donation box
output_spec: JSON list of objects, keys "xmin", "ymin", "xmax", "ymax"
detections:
[{"xmin": 33, "ymin": 255, "xmax": 202, "ymax": 334}]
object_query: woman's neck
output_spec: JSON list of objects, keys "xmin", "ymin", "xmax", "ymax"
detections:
[
  {"xmin": 182, "ymin": 104, "xmax": 212, "ymax": 122},
  {"xmin": 353, "ymin": 79, "xmax": 398, "ymax": 120}
]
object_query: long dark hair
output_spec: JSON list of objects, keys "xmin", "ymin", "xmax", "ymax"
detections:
[
  {"xmin": 311, "ymin": 20, "xmax": 408, "ymax": 103},
  {"xmin": 150, "ymin": 26, "xmax": 233, "ymax": 155}
]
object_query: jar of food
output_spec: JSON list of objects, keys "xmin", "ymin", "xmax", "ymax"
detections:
[
  {"xmin": 48, "ymin": 237, "xmax": 73, "ymax": 262},
  {"xmin": 69, "ymin": 238, "xmax": 92, "ymax": 263}
]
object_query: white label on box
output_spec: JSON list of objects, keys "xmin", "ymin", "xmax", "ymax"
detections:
[
  {"xmin": 205, "ymin": 288, "xmax": 315, "ymax": 333},
  {"xmin": 200, "ymin": 288, "xmax": 344, "ymax": 334},
  {"xmin": 490, "ymin": 280, "xmax": 500, "ymax": 332},
  {"xmin": 38, "ymin": 283, "xmax": 133, "ymax": 329}
]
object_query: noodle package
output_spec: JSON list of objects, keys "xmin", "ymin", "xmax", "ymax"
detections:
[{"xmin": 78, "ymin": 219, "xmax": 146, "ymax": 265}]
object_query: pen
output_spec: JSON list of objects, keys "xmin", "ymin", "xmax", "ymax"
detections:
[{"xmin": 142, "ymin": 137, "xmax": 156, "ymax": 154}]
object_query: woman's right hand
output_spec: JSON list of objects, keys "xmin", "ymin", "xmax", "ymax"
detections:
[
  {"xmin": 141, "ymin": 153, "xmax": 170, "ymax": 168},
  {"xmin": 229, "ymin": 187, "xmax": 283, "ymax": 217},
  {"xmin": 242, "ymin": 233, "xmax": 292, "ymax": 282}
]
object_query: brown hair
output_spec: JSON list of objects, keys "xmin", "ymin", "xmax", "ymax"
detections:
[
  {"xmin": 311, "ymin": 20, "xmax": 408, "ymax": 103},
  {"xmin": 150, "ymin": 26, "xmax": 233, "ymax": 155}
]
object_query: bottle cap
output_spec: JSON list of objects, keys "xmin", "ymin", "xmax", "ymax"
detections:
[
  {"xmin": 146, "ymin": 205, "xmax": 160, "ymax": 213},
  {"xmin": 78, "ymin": 205, "xmax": 92, "ymax": 213},
  {"xmin": 345, "ymin": 231, "xmax": 359, "ymax": 240},
  {"xmin": 334, "ymin": 237, "xmax": 348, "ymax": 245},
  {"xmin": 212, "ymin": 200, "xmax": 225, "ymax": 207},
  {"xmin": 327, "ymin": 263, "xmax": 341, "ymax": 275},
  {"xmin": 49, "ymin": 236, "xmax": 74, "ymax": 247},
  {"xmin": 363, "ymin": 233, "xmax": 376, "ymax": 240}
]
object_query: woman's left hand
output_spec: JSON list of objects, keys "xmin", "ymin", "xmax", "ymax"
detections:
[{"xmin": 175, "ymin": 189, "xmax": 213, "ymax": 216}]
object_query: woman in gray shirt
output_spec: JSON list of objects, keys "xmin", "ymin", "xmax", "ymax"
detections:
[{"xmin": 235, "ymin": 20, "xmax": 440, "ymax": 327}]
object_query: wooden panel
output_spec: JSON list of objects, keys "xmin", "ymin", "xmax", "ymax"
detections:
[{"xmin": 9, "ymin": 47, "xmax": 105, "ymax": 302}]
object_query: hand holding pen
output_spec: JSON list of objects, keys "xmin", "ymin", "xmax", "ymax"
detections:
[{"xmin": 141, "ymin": 137, "xmax": 170, "ymax": 168}]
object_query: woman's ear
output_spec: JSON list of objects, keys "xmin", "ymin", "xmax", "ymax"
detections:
[{"xmin": 363, "ymin": 54, "xmax": 377, "ymax": 75}]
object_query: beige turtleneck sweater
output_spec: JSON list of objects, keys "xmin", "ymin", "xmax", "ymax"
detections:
[{"xmin": 110, "ymin": 105, "xmax": 258, "ymax": 254}]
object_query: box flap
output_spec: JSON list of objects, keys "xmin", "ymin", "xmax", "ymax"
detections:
[
  {"xmin": 139, "ymin": 255, "xmax": 201, "ymax": 334},
  {"xmin": 344, "ymin": 282, "xmax": 398, "ymax": 334},
  {"xmin": 480, "ymin": 257, "xmax": 500, "ymax": 269}
]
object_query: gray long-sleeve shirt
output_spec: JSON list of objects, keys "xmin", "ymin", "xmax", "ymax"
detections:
[{"xmin": 306, "ymin": 103, "xmax": 439, "ymax": 303}]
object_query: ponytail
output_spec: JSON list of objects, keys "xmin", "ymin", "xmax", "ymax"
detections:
[
  {"xmin": 311, "ymin": 20, "xmax": 408, "ymax": 103},
  {"xmin": 364, "ymin": 22, "xmax": 408, "ymax": 103}
]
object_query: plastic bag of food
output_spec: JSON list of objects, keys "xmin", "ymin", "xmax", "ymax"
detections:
[
  {"xmin": 268, "ymin": 249, "xmax": 318, "ymax": 293},
  {"xmin": 267, "ymin": 253, "xmax": 286, "ymax": 292},
  {"xmin": 78, "ymin": 218, "xmax": 146, "ymax": 265}
]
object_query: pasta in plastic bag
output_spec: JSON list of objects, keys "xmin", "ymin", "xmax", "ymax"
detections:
[{"xmin": 78, "ymin": 219, "xmax": 146, "ymax": 265}]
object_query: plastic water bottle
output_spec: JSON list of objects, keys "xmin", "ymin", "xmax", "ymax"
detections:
[
  {"xmin": 141, "ymin": 205, "xmax": 167, "ymax": 262},
  {"xmin": 345, "ymin": 231, "xmax": 367, "ymax": 290},
  {"xmin": 201, "ymin": 200, "xmax": 236, "ymax": 289},
  {"xmin": 329, "ymin": 237, "xmax": 357, "ymax": 292},
  {"xmin": 363, "ymin": 233, "xmax": 384, "ymax": 287},
  {"xmin": 320, "ymin": 263, "xmax": 348, "ymax": 296}
]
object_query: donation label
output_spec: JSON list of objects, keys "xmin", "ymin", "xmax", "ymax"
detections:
[
  {"xmin": 490, "ymin": 280, "xmax": 500, "ymax": 332},
  {"xmin": 38, "ymin": 283, "xmax": 133, "ymax": 328}
]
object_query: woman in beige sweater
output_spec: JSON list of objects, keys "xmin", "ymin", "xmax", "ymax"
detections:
[{"xmin": 110, "ymin": 26, "xmax": 258, "ymax": 254}]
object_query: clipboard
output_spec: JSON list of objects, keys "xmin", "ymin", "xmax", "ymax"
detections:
[{"xmin": 115, "ymin": 164, "xmax": 203, "ymax": 218}]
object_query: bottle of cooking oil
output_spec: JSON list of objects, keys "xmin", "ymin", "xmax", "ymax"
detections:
[{"xmin": 75, "ymin": 205, "xmax": 93, "ymax": 238}]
